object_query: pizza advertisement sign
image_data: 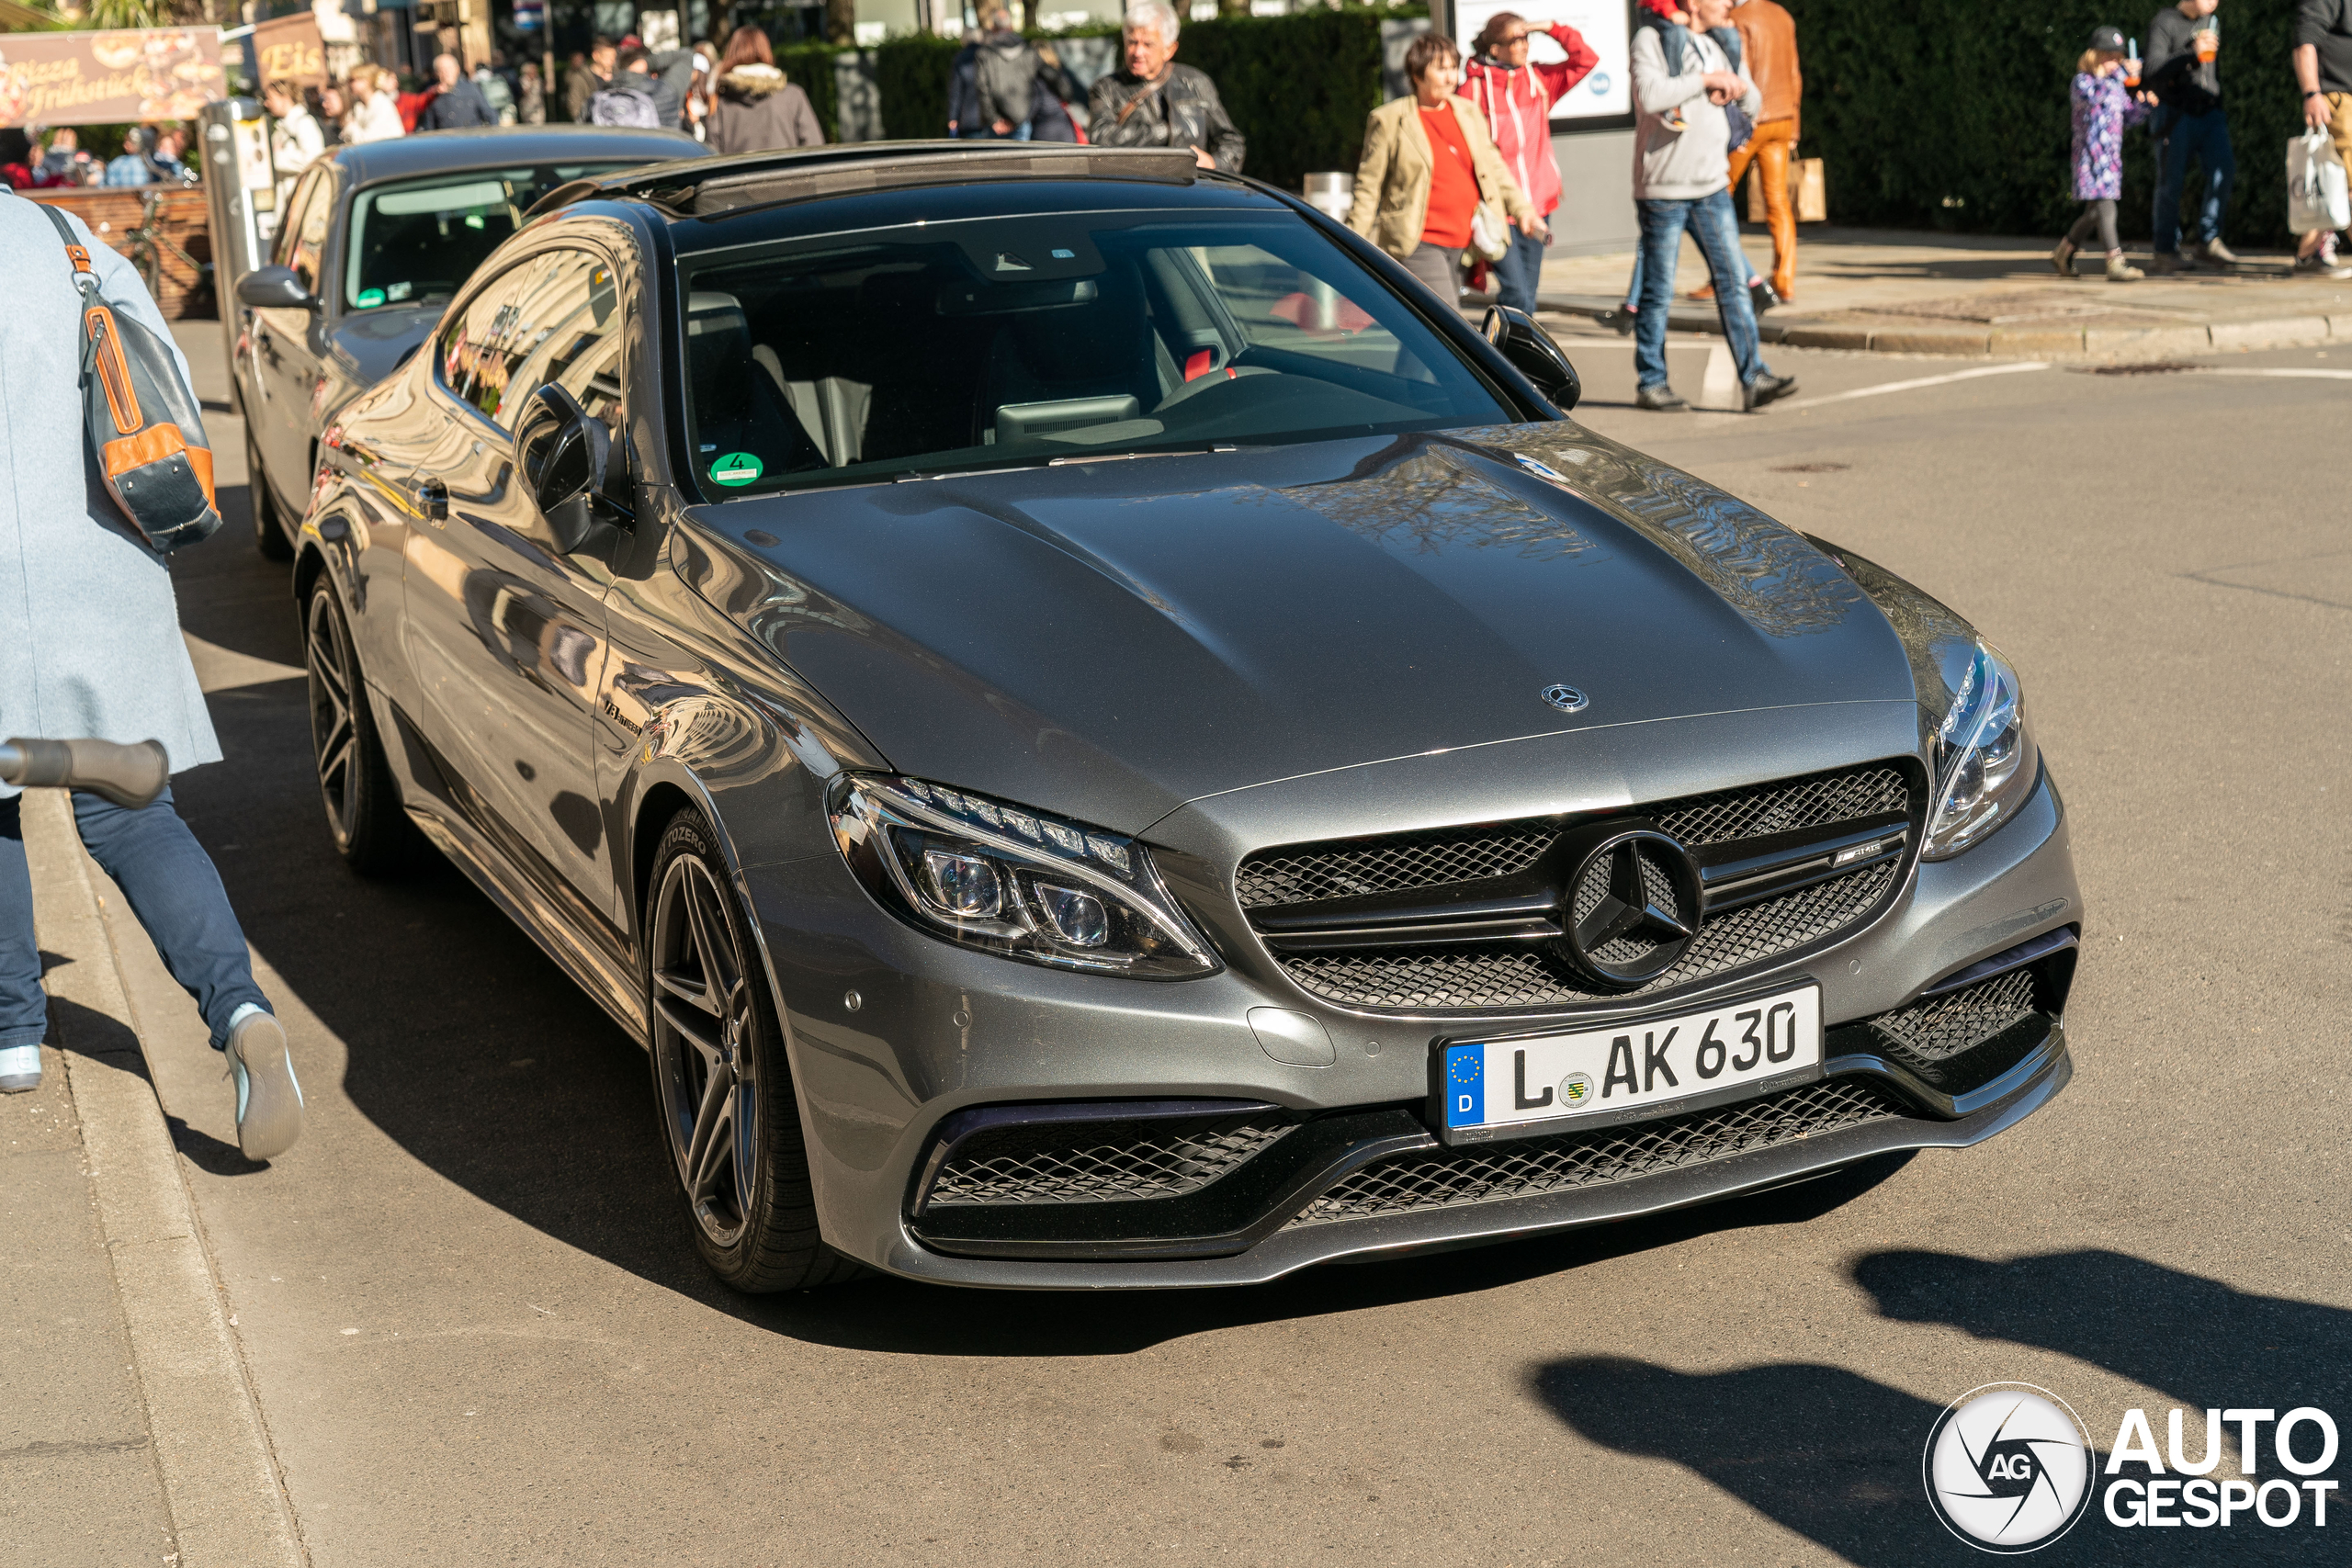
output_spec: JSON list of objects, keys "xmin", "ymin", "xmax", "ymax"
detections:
[{"xmin": 0, "ymin": 27, "xmax": 227, "ymax": 130}]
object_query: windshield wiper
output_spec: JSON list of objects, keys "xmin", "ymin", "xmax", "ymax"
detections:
[
  {"xmin": 1047, "ymin": 444, "xmax": 1240, "ymax": 466},
  {"xmin": 892, "ymin": 463, "xmax": 1048, "ymax": 483}
]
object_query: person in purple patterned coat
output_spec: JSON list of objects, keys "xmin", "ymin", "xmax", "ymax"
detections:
[{"xmin": 2056, "ymin": 25, "xmax": 2155, "ymax": 280}]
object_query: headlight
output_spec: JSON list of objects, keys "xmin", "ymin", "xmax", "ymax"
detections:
[
  {"xmin": 829, "ymin": 774, "xmax": 1219, "ymax": 978},
  {"xmin": 1923, "ymin": 641, "xmax": 2037, "ymax": 860}
]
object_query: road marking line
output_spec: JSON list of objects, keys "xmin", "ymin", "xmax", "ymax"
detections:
[
  {"xmin": 1780, "ymin": 362, "xmax": 2052, "ymax": 410},
  {"xmin": 2190, "ymin": 367, "xmax": 2352, "ymax": 379}
]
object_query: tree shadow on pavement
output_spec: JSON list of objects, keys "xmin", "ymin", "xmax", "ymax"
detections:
[
  {"xmin": 1852, "ymin": 1248, "xmax": 2352, "ymax": 1430},
  {"xmin": 1524, "ymin": 1253, "xmax": 2349, "ymax": 1566}
]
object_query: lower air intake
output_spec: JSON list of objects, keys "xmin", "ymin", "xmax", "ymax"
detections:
[
  {"xmin": 1288, "ymin": 1077, "xmax": 1911, "ymax": 1226},
  {"xmin": 923, "ymin": 1111, "xmax": 1295, "ymax": 1207}
]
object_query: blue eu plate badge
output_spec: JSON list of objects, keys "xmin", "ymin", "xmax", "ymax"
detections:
[{"xmin": 1443, "ymin": 1044, "xmax": 1483, "ymax": 1129}]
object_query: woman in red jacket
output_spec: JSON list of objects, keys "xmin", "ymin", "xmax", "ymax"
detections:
[{"xmin": 1460, "ymin": 13, "xmax": 1596, "ymax": 310}]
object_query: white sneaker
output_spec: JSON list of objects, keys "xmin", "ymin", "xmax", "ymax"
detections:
[
  {"xmin": 0, "ymin": 1043, "xmax": 40, "ymax": 1093},
  {"xmin": 223, "ymin": 1008, "xmax": 303, "ymax": 1160}
]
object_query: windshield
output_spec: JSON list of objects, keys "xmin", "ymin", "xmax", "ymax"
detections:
[
  {"xmin": 344, "ymin": 164, "xmax": 637, "ymax": 311},
  {"xmin": 676, "ymin": 211, "xmax": 1515, "ymax": 496}
]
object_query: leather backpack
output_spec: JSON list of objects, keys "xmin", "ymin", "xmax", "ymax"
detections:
[{"xmin": 39, "ymin": 204, "xmax": 222, "ymax": 554}]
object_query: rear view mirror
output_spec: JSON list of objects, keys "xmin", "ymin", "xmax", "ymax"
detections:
[
  {"xmin": 515, "ymin": 383, "xmax": 616, "ymax": 553},
  {"xmin": 1481, "ymin": 306, "xmax": 1580, "ymax": 412},
  {"xmin": 236, "ymin": 264, "xmax": 320, "ymax": 311}
]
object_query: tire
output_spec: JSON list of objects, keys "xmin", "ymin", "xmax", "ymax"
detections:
[
  {"xmin": 248, "ymin": 431, "xmax": 293, "ymax": 560},
  {"xmin": 645, "ymin": 810, "xmax": 863, "ymax": 1292},
  {"xmin": 304, "ymin": 580, "xmax": 411, "ymax": 875}
]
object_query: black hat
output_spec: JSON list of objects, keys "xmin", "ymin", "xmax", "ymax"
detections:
[{"xmin": 2089, "ymin": 25, "xmax": 2126, "ymax": 52}]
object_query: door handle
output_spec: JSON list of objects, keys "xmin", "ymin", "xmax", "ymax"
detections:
[{"xmin": 416, "ymin": 479, "xmax": 448, "ymax": 523}]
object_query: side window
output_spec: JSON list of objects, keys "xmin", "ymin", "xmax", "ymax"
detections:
[
  {"xmin": 272, "ymin": 169, "xmax": 324, "ymax": 273},
  {"xmin": 439, "ymin": 248, "xmax": 623, "ymax": 432},
  {"xmin": 290, "ymin": 178, "xmax": 334, "ymax": 298},
  {"xmin": 436, "ymin": 264, "xmax": 534, "ymax": 424},
  {"xmin": 500, "ymin": 250, "xmax": 625, "ymax": 438}
]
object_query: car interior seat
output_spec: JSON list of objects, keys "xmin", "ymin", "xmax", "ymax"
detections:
[
  {"xmin": 977, "ymin": 259, "xmax": 1161, "ymax": 445},
  {"xmin": 684, "ymin": 291, "xmax": 828, "ymax": 479}
]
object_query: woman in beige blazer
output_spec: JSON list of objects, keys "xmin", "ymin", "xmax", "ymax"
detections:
[{"xmin": 1347, "ymin": 32, "xmax": 1546, "ymax": 304}]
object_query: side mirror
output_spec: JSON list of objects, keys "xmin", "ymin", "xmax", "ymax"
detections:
[
  {"xmin": 1481, "ymin": 305, "xmax": 1580, "ymax": 412},
  {"xmin": 515, "ymin": 382, "xmax": 618, "ymax": 554},
  {"xmin": 235, "ymin": 264, "xmax": 320, "ymax": 311}
]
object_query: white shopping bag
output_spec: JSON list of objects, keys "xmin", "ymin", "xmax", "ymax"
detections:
[{"xmin": 2288, "ymin": 129, "xmax": 2351, "ymax": 234}]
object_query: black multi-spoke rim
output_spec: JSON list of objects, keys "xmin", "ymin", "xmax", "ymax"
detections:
[
  {"xmin": 650, "ymin": 855, "xmax": 758, "ymax": 1247},
  {"xmin": 305, "ymin": 592, "xmax": 359, "ymax": 845}
]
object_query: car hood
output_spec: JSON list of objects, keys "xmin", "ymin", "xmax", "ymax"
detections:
[
  {"xmin": 327, "ymin": 302, "xmax": 445, "ymax": 393},
  {"xmin": 674, "ymin": 424, "xmax": 1918, "ymax": 836}
]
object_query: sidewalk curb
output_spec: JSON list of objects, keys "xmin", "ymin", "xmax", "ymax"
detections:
[
  {"xmin": 28, "ymin": 790, "xmax": 307, "ymax": 1568},
  {"xmin": 1537, "ymin": 293, "xmax": 2352, "ymax": 358}
]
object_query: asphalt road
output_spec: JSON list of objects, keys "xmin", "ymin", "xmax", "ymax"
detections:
[{"xmin": 119, "ymin": 323, "xmax": 2349, "ymax": 1566}]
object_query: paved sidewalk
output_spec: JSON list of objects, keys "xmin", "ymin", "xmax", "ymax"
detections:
[
  {"xmin": 1536, "ymin": 226, "xmax": 2352, "ymax": 356},
  {"xmin": 6, "ymin": 790, "xmax": 306, "ymax": 1568}
]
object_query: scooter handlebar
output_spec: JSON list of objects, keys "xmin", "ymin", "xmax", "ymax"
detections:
[{"xmin": 0, "ymin": 738, "xmax": 170, "ymax": 810}]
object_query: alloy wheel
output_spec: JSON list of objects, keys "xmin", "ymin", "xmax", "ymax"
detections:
[
  {"xmin": 650, "ymin": 854, "xmax": 759, "ymax": 1248},
  {"xmin": 305, "ymin": 589, "xmax": 361, "ymax": 849}
]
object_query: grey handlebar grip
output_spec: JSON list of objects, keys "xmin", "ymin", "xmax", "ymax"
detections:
[{"xmin": 0, "ymin": 738, "xmax": 170, "ymax": 810}]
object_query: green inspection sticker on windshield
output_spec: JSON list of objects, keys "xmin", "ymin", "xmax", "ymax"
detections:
[
  {"xmin": 709, "ymin": 452, "xmax": 763, "ymax": 487},
  {"xmin": 355, "ymin": 288, "xmax": 386, "ymax": 309}
]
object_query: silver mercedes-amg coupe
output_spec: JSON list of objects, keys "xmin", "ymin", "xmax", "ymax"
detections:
[{"xmin": 293, "ymin": 143, "xmax": 2080, "ymax": 1291}]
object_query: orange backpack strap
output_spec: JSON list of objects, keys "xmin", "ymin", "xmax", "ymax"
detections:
[{"xmin": 36, "ymin": 202, "xmax": 103, "ymax": 299}]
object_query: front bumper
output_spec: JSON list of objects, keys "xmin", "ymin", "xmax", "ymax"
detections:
[
  {"xmin": 882, "ymin": 1030, "xmax": 2070, "ymax": 1289},
  {"xmin": 752, "ymin": 761, "xmax": 2079, "ymax": 1289}
]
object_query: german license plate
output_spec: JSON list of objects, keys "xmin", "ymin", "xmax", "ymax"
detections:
[{"xmin": 1435, "ymin": 984, "xmax": 1823, "ymax": 1145}]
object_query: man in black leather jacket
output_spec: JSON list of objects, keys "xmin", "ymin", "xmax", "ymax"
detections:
[{"xmin": 1086, "ymin": 0, "xmax": 1245, "ymax": 172}]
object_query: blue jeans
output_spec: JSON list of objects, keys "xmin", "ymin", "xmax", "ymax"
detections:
[
  {"xmin": 2153, "ymin": 107, "xmax": 2233, "ymax": 253},
  {"xmin": 1621, "ymin": 224, "xmax": 1758, "ymax": 310},
  {"xmin": 0, "ymin": 787, "xmax": 268, "ymax": 1051},
  {"xmin": 1491, "ymin": 223, "xmax": 1549, "ymax": 313},
  {"xmin": 1634, "ymin": 188, "xmax": 1769, "ymax": 390}
]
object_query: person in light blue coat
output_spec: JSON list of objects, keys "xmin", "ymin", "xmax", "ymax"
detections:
[{"xmin": 0, "ymin": 193, "xmax": 304, "ymax": 1160}]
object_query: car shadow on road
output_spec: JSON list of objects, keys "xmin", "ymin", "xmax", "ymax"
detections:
[
  {"xmin": 1523, "ymin": 1252, "xmax": 2350, "ymax": 1566},
  {"xmin": 162, "ymin": 513, "xmax": 1917, "ymax": 1351}
]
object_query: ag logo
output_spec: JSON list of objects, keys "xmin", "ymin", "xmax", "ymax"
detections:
[{"xmin": 1924, "ymin": 1383, "xmax": 2094, "ymax": 1553}]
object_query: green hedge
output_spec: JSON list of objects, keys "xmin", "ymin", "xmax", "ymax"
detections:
[
  {"xmin": 1178, "ymin": 8, "xmax": 1415, "ymax": 192},
  {"xmin": 876, "ymin": 33, "xmax": 959, "ymax": 141},
  {"xmin": 871, "ymin": 6, "xmax": 1422, "ymax": 188},
  {"xmin": 775, "ymin": 41, "xmax": 847, "ymax": 141},
  {"xmin": 1787, "ymin": 0, "xmax": 2303, "ymax": 247}
]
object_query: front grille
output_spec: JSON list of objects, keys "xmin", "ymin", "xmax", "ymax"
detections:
[
  {"xmin": 1868, "ymin": 970, "xmax": 2039, "ymax": 1065},
  {"xmin": 1236, "ymin": 826, "xmax": 1554, "ymax": 909},
  {"xmin": 923, "ymin": 1112, "xmax": 1295, "ymax": 1207},
  {"xmin": 1279, "ymin": 859, "xmax": 1898, "ymax": 1012},
  {"xmin": 1653, "ymin": 766, "xmax": 1908, "ymax": 847},
  {"xmin": 1237, "ymin": 764, "xmax": 1908, "ymax": 914},
  {"xmin": 1238, "ymin": 763, "xmax": 1915, "ymax": 1015},
  {"xmin": 1288, "ymin": 1077, "xmax": 1910, "ymax": 1226}
]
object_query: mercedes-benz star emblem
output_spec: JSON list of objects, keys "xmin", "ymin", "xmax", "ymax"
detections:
[
  {"xmin": 1541, "ymin": 683, "xmax": 1589, "ymax": 713},
  {"xmin": 1557, "ymin": 826, "xmax": 1702, "ymax": 987}
]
